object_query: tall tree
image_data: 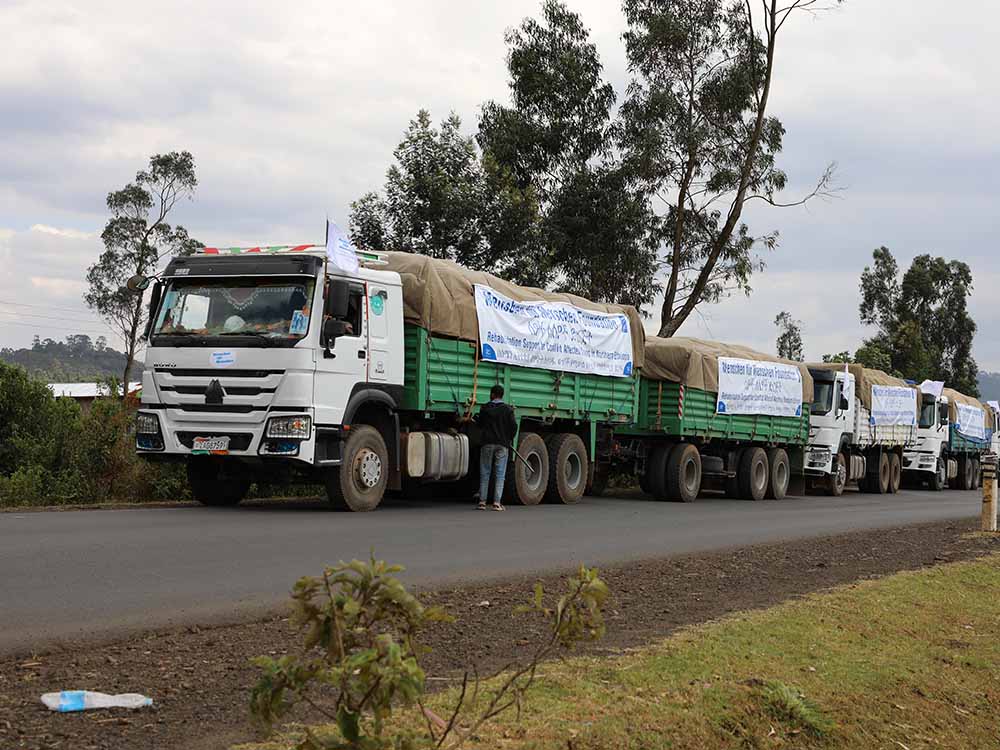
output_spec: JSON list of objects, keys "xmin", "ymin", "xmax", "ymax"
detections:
[
  {"xmin": 858, "ymin": 247, "xmax": 978, "ymax": 393},
  {"xmin": 349, "ymin": 111, "xmax": 544, "ymax": 286},
  {"xmin": 774, "ymin": 310, "xmax": 803, "ymax": 361},
  {"xmin": 85, "ymin": 152, "xmax": 202, "ymax": 391},
  {"xmin": 620, "ymin": 0, "xmax": 839, "ymax": 336},
  {"xmin": 478, "ymin": 0, "xmax": 657, "ymax": 308}
]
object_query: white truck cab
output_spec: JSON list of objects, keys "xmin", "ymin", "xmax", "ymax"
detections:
[
  {"xmin": 134, "ymin": 247, "xmax": 407, "ymax": 507},
  {"xmin": 902, "ymin": 392, "xmax": 951, "ymax": 490}
]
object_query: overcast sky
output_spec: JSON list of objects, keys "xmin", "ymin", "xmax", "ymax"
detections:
[{"xmin": 2, "ymin": 1, "xmax": 998, "ymax": 369}]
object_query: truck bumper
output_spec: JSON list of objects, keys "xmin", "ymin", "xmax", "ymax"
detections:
[
  {"xmin": 134, "ymin": 406, "xmax": 321, "ymax": 467},
  {"xmin": 903, "ymin": 450, "xmax": 936, "ymax": 474},
  {"xmin": 804, "ymin": 446, "xmax": 833, "ymax": 476}
]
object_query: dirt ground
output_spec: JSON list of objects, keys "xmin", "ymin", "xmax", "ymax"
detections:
[{"xmin": 3, "ymin": 518, "xmax": 999, "ymax": 750}]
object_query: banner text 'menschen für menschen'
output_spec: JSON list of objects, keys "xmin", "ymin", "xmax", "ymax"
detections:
[{"xmin": 716, "ymin": 357, "xmax": 804, "ymax": 417}]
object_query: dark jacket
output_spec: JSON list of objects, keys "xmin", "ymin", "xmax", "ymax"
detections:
[{"xmin": 477, "ymin": 400, "xmax": 517, "ymax": 447}]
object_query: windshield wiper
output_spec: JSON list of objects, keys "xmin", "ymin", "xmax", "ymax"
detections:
[{"xmin": 217, "ymin": 331, "xmax": 278, "ymax": 346}]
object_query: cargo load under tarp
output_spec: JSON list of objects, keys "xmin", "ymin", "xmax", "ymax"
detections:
[
  {"xmin": 643, "ymin": 336, "xmax": 813, "ymax": 402},
  {"xmin": 806, "ymin": 362, "xmax": 915, "ymax": 413},
  {"xmin": 378, "ymin": 252, "xmax": 646, "ymax": 370},
  {"xmin": 942, "ymin": 387, "xmax": 995, "ymax": 431}
]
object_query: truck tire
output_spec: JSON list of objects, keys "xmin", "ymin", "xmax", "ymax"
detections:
[
  {"xmin": 738, "ymin": 447, "xmax": 769, "ymax": 501},
  {"xmin": 725, "ymin": 449, "xmax": 743, "ymax": 498},
  {"xmin": 958, "ymin": 456, "xmax": 973, "ymax": 490},
  {"xmin": 508, "ymin": 432, "xmax": 549, "ymax": 505},
  {"xmin": 647, "ymin": 443, "xmax": 673, "ymax": 500},
  {"xmin": 888, "ymin": 452, "xmax": 902, "ymax": 494},
  {"xmin": 187, "ymin": 458, "xmax": 250, "ymax": 507},
  {"xmin": 827, "ymin": 452, "xmax": 847, "ymax": 497},
  {"xmin": 665, "ymin": 444, "xmax": 701, "ymax": 502},
  {"xmin": 326, "ymin": 425, "xmax": 388, "ymax": 512},
  {"xmin": 870, "ymin": 452, "xmax": 890, "ymax": 494},
  {"xmin": 971, "ymin": 457, "xmax": 981, "ymax": 490},
  {"xmin": 931, "ymin": 457, "xmax": 947, "ymax": 491},
  {"xmin": 639, "ymin": 468, "xmax": 653, "ymax": 495},
  {"xmin": 545, "ymin": 433, "xmax": 588, "ymax": 504},
  {"xmin": 765, "ymin": 448, "xmax": 790, "ymax": 500}
]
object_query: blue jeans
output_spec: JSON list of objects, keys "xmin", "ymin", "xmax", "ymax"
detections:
[{"xmin": 478, "ymin": 444, "xmax": 508, "ymax": 504}]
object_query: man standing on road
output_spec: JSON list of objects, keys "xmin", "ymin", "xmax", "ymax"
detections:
[{"xmin": 476, "ymin": 385, "xmax": 517, "ymax": 511}]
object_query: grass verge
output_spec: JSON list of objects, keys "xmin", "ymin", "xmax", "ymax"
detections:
[{"xmin": 238, "ymin": 554, "xmax": 1000, "ymax": 749}]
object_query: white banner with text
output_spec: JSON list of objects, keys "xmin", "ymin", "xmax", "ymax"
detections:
[
  {"xmin": 955, "ymin": 402, "xmax": 986, "ymax": 440},
  {"xmin": 716, "ymin": 357, "xmax": 804, "ymax": 417},
  {"xmin": 473, "ymin": 285, "xmax": 633, "ymax": 378},
  {"xmin": 870, "ymin": 385, "xmax": 917, "ymax": 426}
]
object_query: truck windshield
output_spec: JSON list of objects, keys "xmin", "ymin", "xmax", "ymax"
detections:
[
  {"xmin": 153, "ymin": 278, "xmax": 315, "ymax": 340},
  {"xmin": 919, "ymin": 400, "xmax": 937, "ymax": 428},
  {"xmin": 811, "ymin": 381, "xmax": 834, "ymax": 416}
]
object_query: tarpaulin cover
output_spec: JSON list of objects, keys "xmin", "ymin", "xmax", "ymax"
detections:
[
  {"xmin": 942, "ymin": 387, "xmax": 995, "ymax": 430},
  {"xmin": 805, "ymin": 362, "xmax": 917, "ymax": 414},
  {"xmin": 643, "ymin": 336, "xmax": 813, "ymax": 402},
  {"xmin": 378, "ymin": 252, "xmax": 646, "ymax": 369}
]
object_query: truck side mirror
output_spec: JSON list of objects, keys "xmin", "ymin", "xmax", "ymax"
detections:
[
  {"xmin": 326, "ymin": 279, "xmax": 350, "ymax": 320},
  {"xmin": 140, "ymin": 281, "xmax": 162, "ymax": 341},
  {"xmin": 939, "ymin": 410, "xmax": 949, "ymax": 426},
  {"xmin": 126, "ymin": 274, "xmax": 151, "ymax": 293},
  {"xmin": 839, "ymin": 394, "xmax": 850, "ymax": 411}
]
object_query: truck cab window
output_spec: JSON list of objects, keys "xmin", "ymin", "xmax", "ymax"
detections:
[{"xmin": 345, "ymin": 290, "xmax": 363, "ymax": 336}]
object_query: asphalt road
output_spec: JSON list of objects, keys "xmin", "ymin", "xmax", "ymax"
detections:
[{"xmin": 0, "ymin": 488, "xmax": 981, "ymax": 654}]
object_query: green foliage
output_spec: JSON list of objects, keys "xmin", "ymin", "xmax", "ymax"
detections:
[
  {"xmin": 858, "ymin": 247, "xmax": 978, "ymax": 391},
  {"xmin": 0, "ymin": 361, "xmax": 189, "ymax": 507},
  {"xmin": 85, "ymin": 151, "xmax": 202, "ymax": 387},
  {"xmin": 479, "ymin": 0, "xmax": 656, "ymax": 308},
  {"xmin": 251, "ymin": 559, "xmax": 609, "ymax": 750},
  {"xmin": 0, "ymin": 334, "xmax": 130, "ymax": 383},
  {"xmin": 822, "ymin": 351, "xmax": 852, "ymax": 364},
  {"xmin": 349, "ymin": 111, "xmax": 544, "ymax": 288},
  {"xmin": 773, "ymin": 311, "xmax": 803, "ymax": 361},
  {"xmin": 757, "ymin": 680, "xmax": 834, "ymax": 737}
]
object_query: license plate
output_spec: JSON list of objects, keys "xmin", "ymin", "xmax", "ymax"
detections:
[{"xmin": 192, "ymin": 436, "xmax": 230, "ymax": 452}]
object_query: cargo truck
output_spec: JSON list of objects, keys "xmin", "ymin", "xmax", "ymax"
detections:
[
  {"xmin": 803, "ymin": 364, "xmax": 918, "ymax": 496},
  {"xmin": 903, "ymin": 386, "xmax": 993, "ymax": 491},
  {"xmin": 614, "ymin": 337, "xmax": 813, "ymax": 502},
  {"xmin": 132, "ymin": 247, "xmax": 643, "ymax": 510}
]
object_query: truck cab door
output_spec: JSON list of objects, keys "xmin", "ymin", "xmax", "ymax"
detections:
[{"xmin": 314, "ymin": 277, "xmax": 368, "ymax": 427}]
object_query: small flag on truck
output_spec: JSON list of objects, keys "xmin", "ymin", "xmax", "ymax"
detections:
[{"xmin": 325, "ymin": 220, "xmax": 360, "ymax": 274}]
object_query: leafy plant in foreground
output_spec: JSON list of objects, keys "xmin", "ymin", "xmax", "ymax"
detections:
[{"xmin": 251, "ymin": 556, "xmax": 609, "ymax": 750}]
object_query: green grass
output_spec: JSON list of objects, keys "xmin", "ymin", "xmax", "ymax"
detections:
[{"xmin": 239, "ymin": 555, "xmax": 1000, "ymax": 750}]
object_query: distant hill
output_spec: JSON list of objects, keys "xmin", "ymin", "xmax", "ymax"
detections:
[
  {"xmin": 0, "ymin": 334, "xmax": 130, "ymax": 382},
  {"xmin": 978, "ymin": 372, "xmax": 1000, "ymax": 402}
]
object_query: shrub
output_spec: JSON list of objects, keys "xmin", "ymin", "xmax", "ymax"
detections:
[{"xmin": 251, "ymin": 557, "xmax": 609, "ymax": 750}]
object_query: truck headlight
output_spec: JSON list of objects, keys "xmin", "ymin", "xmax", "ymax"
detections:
[
  {"xmin": 266, "ymin": 415, "xmax": 312, "ymax": 439},
  {"xmin": 136, "ymin": 412, "xmax": 161, "ymax": 435},
  {"xmin": 135, "ymin": 412, "xmax": 164, "ymax": 451}
]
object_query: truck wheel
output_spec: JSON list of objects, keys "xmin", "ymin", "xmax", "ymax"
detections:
[
  {"xmin": 326, "ymin": 425, "xmax": 388, "ymax": 512},
  {"xmin": 738, "ymin": 447, "xmax": 769, "ymax": 501},
  {"xmin": 871, "ymin": 452, "xmax": 890, "ymax": 494},
  {"xmin": 827, "ymin": 452, "xmax": 847, "ymax": 497},
  {"xmin": 638, "ymin": 469, "xmax": 652, "ymax": 495},
  {"xmin": 971, "ymin": 457, "xmax": 981, "ymax": 490},
  {"xmin": 187, "ymin": 458, "xmax": 250, "ymax": 507},
  {"xmin": 664, "ymin": 444, "xmax": 701, "ymax": 502},
  {"xmin": 509, "ymin": 432, "xmax": 549, "ymax": 505},
  {"xmin": 931, "ymin": 458, "xmax": 947, "ymax": 491},
  {"xmin": 958, "ymin": 456, "xmax": 973, "ymax": 490},
  {"xmin": 725, "ymin": 449, "xmax": 743, "ymax": 498},
  {"xmin": 765, "ymin": 448, "xmax": 790, "ymax": 500},
  {"xmin": 888, "ymin": 453, "xmax": 902, "ymax": 494},
  {"xmin": 647, "ymin": 443, "xmax": 672, "ymax": 500},
  {"xmin": 545, "ymin": 433, "xmax": 588, "ymax": 505}
]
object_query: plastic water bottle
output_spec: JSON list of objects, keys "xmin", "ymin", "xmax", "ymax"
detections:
[{"xmin": 41, "ymin": 691, "xmax": 153, "ymax": 712}]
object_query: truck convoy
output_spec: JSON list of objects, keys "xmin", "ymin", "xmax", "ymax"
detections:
[
  {"xmin": 803, "ymin": 363, "xmax": 919, "ymax": 496},
  {"xmin": 132, "ymin": 245, "xmax": 989, "ymax": 510},
  {"xmin": 903, "ymin": 385, "xmax": 995, "ymax": 491}
]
